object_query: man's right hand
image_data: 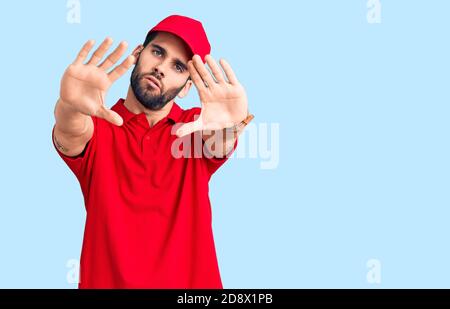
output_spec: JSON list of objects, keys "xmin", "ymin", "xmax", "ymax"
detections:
[
  {"xmin": 60, "ymin": 37, "xmax": 135, "ymax": 126},
  {"xmin": 54, "ymin": 38, "xmax": 134, "ymax": 157}
]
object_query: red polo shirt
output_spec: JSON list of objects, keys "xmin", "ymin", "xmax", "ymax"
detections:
[{"xmin": 52, "ymin": 99, "xmax": 236, "ymax": 289}]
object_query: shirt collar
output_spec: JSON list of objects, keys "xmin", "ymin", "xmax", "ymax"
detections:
[{"xmin": 111, "ymin": 98, "xmax": 183, "ymax": 124}]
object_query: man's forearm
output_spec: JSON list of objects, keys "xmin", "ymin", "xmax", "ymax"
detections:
[
  {"xmin": 202, "ymin": 128, "xmax": 238, "ymax": 159},
  {"xmin": 202, "ymin": 114, "xmax": 254, "ymax": 158},
  {"xmin": 53, "ymin": 98, "xmax": 94, "ymax": 156},
  {"xmin": 54, "ymin": 98, "xmax": 91, "ymax": 137}
]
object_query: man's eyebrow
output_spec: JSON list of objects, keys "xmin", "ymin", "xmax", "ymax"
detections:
[{"xmin": 150, "ymin": 43, "xmax": 167, "ymax": 56}]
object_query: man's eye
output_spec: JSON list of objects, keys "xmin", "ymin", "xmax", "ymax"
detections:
[
  {"xmin": 152, "ymin": 50, "xmax": 162, "ymax": 56},
  {"xmin": 175, "ymin": 64, "xmax": 184, "ymax": 73}
]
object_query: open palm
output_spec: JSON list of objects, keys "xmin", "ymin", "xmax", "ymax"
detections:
[
  {"xmin": 175, "ymin": 55, "xmax": 249, "ymax": 137},
  {"xmin": 60, "ymin": 38, "xmax": 134, "ymax": 126}
]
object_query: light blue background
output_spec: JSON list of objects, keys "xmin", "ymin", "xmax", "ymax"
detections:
[{"xmin": 0, "ymin": 0, "xmax": 449, "ymax": 288}]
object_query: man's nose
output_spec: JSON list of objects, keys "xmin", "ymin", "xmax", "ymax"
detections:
[
  {"xmin": 154, "ymin": 68, "xmax": 164, "ymax": 79},
  {"xmin": 154, "ymin": 65, "xmax": 165, "ymax": 79}
]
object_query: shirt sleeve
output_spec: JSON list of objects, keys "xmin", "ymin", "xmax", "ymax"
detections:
[{"xmin": 52, "ymin": 115, "xmax": 98, "ymax": 184}]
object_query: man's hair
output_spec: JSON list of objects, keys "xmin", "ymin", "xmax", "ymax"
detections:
[{"xmin": 143, "ymin": 31, "xmax": 159, "ymax": 48}]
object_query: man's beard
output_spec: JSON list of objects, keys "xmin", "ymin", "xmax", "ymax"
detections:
[{"xmin": 130, "ymin": 60, "xmax": 186, "ymax": 111}]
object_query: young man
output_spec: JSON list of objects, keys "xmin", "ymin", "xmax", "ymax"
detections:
[{"xmin": 53, "ymin": 15, "xmax": 253, "ymax": 288}]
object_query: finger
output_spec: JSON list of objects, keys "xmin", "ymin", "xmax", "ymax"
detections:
[
  {"xmin": 175, "ymin": 120, "xmax": 203, "ymax": 137},
  {"xmin": 98, "ymin": 41, "xmax": 128, "ymax": 71},
  {"xmin": 205, "ymin": 55, "xmax": 226, "ymax": 83},
  {"xmin": 108, "ymin": 55, "xmax": 135, "ymax": 83},
  {"xmin": 73, "ymin": 40, "xmax": 95, "ymax": 65},
  {"xmin": 87, "ymin": 37, "xmax": 113, "ymax": 66},
  {"xmin": 96, "ymin": 106, "xmax": 124, "ymax": 126},
  {"xmin": 188, "ymin": 60, "xmax": 208, "ymax": 92},
  {"xmin": 219, "ymin": 58, "xmax": 239, "ymax": 85},
  {"xmin": 192, "ymin": 54, "xmax": 216, "ymax": 88}
]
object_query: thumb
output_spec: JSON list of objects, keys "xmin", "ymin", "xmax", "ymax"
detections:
[
  {"xmin": 175, "ymin": 120, "xmax": 203, "ymax": 137},
  {"xmin": 96, "ymin": 106, "xmax": 124, "ymax": 126}
]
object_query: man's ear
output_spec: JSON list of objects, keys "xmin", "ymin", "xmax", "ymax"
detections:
[
  {"xmin": 131, "ymin": 45, "xmax": 144, "ymax": 64},
  {"xmin": 177, "ymin": 79, "xmax": 193, "ymax": 98}
]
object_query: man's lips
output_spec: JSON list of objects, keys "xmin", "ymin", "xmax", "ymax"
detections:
[{"xmin": 144, "ymin": 75, "xmax": 161, "ymax": 90}]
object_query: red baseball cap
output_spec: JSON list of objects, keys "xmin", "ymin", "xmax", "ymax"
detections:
[{"xmin": 148, "ymin": 15, "xmax": 211, "ymax": 63}]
